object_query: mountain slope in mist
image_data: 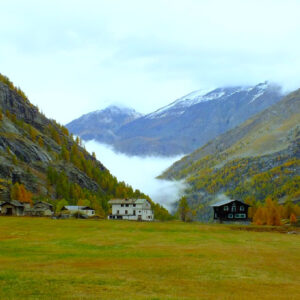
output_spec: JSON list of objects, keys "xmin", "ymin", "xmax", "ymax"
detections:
[
  {"xmin": 67, "ymin": 105, "xmax": 142, "ymax": 144},
  {"xmin": 67, "ymin": 82, "xmax": 283, "ymax": 156},
  {"xmin": 160, "ymin": 88, "xmax": 300, "ymax": 220}
]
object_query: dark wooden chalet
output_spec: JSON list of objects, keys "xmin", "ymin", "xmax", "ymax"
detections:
[{"xmin": 211, "ymin": 199, "xmax": 250, "ymax": 221}]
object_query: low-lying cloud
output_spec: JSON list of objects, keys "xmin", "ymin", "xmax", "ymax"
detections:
[{"xmin": 84, "ymin": 140, "xmax": 186, "ymax": 211}]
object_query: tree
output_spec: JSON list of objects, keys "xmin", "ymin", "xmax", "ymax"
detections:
[
  {"xmin": 265, "ymin": 198, "xmax": 281, "ymax": 226},
  {"xmin": 290, "ymin": 213, "xmax": 297, "ymax": 225},
  {"xmin": 10, "ymin": 183, "xmax": 32, "ymax": 205},
  {"xmin": 77, "ymin": 199, "xmax": 91, "ymax": 207},
  {"xmin": 253, "ymin": 198, "xmax": 281, "ymax": 226},
  {"xmin": 55, "ymin": 199, "xmax": 68, "ymax": 213},
  {"xmin": 61, "ymin": 145, "xmax": 70, "ymax": 162},
  {"xmin": 177, "ymin": 196, "xmax": 190, "ymax": 222},
  {"xmin": 38, "ymin": 136, "xmax": 44, "ymax": 148}
]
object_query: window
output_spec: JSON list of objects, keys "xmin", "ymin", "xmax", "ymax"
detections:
[
  {"xmin": 232, "ymin": 206, "xmax": 236, "ymax": 212},
  {"xmin": 92, "ymin": 211, "xmax": 94, "ymax": 215},
  {"xmin": 224, "ymin": 206, "xmax": 229, "ymax": 211},
  {"xmin": 125, "ymin": 204, "xmax": 129, "ymax": 207},
  {"xmin": 133, "ymin": 204, "xmax": 136, "ymax": 207},
  {"xmin": 117, "ymin": 210, "xmax": 119, "ymax": 214},
  {"xmin": 133, "ymin": 210, "xmax": 136, "ymax": 216},
  {"xmin": 121, "ymin": 204, "xmax": 124, "ymax": 207},
  {"xmin": 240, "ymin": 206, "xmax": 244, "ymax": 211},
  {"xmin": 228, "ymin": 214, "xmax": 233, "ymax": 219},
  {"xmin": 235, "ymin": 213, "xmax": 246, "ymax": 218},
  {"xmin": 125, "ymin": 210, "xmax": 128, "ymax": 214}
]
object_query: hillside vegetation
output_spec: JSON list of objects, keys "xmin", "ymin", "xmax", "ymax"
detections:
[
  {"xmin": 0, "ymin": 73, "xmax": 170, "ymax": 219},
  {"xmin": 161, "ymin": 89, "xmax": 300, "ymax": 220},
  {"xmin": 0, "ymin": 218, "xmax": 299, "ymax": 299}
]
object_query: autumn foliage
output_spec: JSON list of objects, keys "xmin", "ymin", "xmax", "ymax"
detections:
[
  {"xmin": 253, "ymin": 198, "xmax": 281, "ymax": 226},
  {"xmin": 290, "ymin": 213, "xmax": 297, "ymax": 225},
  {"xmin": 10, "ymin": 183, "xmax": 33, "ymax": 205}
]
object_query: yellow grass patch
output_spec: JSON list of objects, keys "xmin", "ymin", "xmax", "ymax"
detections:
[{"xmin": 0, "ymin": 218, "xmax": 299, "ymax": 299}]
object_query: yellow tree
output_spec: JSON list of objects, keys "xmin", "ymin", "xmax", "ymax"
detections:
[
  {"xmin": 290, "ymin": 213, "xmax": 297, "ymax": 225},
  {"xmin": 265, "ymin": 198, "xmax": 281, "ymax": 226},
  {"xmin": 11, "ymin": 183, "xmax": 33, "ymax": 205}
]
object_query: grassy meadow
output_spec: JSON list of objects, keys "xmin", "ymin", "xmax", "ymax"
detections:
[{"xmin": 0, "ymin": 218, "xmax": 299, "ymax": 299}]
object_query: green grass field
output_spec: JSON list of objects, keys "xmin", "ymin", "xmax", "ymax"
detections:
[{"xmin": 0, "ymin": 218, "xmax": 299, "ymax": 299}]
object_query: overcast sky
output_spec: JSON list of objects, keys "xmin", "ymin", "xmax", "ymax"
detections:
[{"xmin": 1, "ymin": 0, "xmax": 300, "ymax": 124}]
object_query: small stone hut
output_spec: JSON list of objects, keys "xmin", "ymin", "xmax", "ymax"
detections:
[{"xmin": 0, "ymin": 200, "xmax": 27, "ymax": 216}]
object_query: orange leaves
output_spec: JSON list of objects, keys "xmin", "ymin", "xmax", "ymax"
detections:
[
  {"xmin": 253, "ymin": 198, "xmax": 281, "ymax": 226},
  {"xmin": 10, "ymin": 183, "xmax": 33, "ymax": 205},
  {"xmin": 252, "ymin": 197, "xmax": 300, "ymax": 226},
  {"xmin": 290, "ymin": 213, "xmax": 297, "ymax": 225}
]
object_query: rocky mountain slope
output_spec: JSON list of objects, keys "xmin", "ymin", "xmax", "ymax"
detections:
[
  {"xmin": 160, "ymin": 89, "xmax": 300, "ymax": 220},
  {"xmin": 67, "ymin": 82, "xmax": 283, "ymax": 156},
  {"xmin": 0, "ymin": 73, "xmax": 170, "ymax": 219},
  {"xmin": 66, "ymin": 105, "xmax": 142, "ymax": 144}
]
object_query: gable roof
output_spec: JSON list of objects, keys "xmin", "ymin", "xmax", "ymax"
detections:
[
  {"xmin": 108, "ymin": 198, "xmax": 149, "ymax": 205},
  {"xmin": 62, "ymin": 206, "xmax": 94, "ymax": 211},
  {"xmin": 34, "ymin": 201, "xmax": 53, "ymax": 208},
  {"xmin": 210, "ymin": 199, "xmax": 250, "ymax": 207},
  {"xmin": 0, "ymin": 200, "xmax": 24, "ymax": 207},
  {"xmin": 108, "ymin": 199, "xmax": 136, "ymax": 204}
]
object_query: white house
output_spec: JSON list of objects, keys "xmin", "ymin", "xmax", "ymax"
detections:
[
  {"xmin": 108, "ymin": 198, "xmax": 154, "ymax": 221},
  {"xmin": 61, "ymin": 205, "xmax": 95, "ymax": 217}
]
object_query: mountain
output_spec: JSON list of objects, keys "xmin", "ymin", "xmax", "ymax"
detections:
[
  {"xmin": 68, "ymin": 82, "xmax": 284, "ymax": 156},
  {"xmin": 114, "ymin": 82, "xmax": 284, "ymax": 156},
  {"xmin": 160, "ymin": 88, "xmax": 300, "ymax": 220},
  {"xmin": 66, "ymin": 105, "xmax": 142, "ymax": 144},
  {"xmin": 0, "ymin": 73, "xmax": 170, "ymax": 219}
]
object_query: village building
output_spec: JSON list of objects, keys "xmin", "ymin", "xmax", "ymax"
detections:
[
  {"xmin": 0, "ymin": 200, "xmax": 29, "ymax": 216},
  {"xmin": 61, "ymin": 205, "xmax": 95, "ymax": 217},
  {"xmin": 28, "ymin": 201, "xmax": 54, "ymax": 216},
  {"xmin": 108, "ymin": 198, "xmax": 154, "ymax": 221},
  {"xmin": 0, "ymin": 200, "xmax": 55, "ymax": 216},
  {"xmin": 211, "ymin": 199, "xmax": 250, "ymax": 222}
]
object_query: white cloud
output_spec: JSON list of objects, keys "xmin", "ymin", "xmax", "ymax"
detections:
[
  {"xmin": 1, "ymin": 0, "xmax": 300, "ymax": 123},
  {"xmin": 84, "ymin": 141, "xmax": 186, "ymax": 211}
]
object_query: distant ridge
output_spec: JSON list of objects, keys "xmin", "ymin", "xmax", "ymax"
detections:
[{"xmin": 67, "ymin": 82, "xmax": 284, "ymax": 156}]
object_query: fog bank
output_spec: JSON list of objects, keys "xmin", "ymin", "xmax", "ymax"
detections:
[{"xmin": 84, "ymin": 140, "xmax": 186, "ymax": 211}]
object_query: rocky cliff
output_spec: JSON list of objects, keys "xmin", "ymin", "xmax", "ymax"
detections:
[{"xmin": 0, "ymin": 74, "xmax": 159, "ymax": 216}]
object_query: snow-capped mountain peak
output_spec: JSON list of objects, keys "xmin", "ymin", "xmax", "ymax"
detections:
[{"xmin": 146, "ymin": 82, "xmax": 278, "ymax": 120}]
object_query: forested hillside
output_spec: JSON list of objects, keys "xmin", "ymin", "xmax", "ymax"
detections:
[
  {"xmin": 160, "ymin": 89, "xmax": 300, "ymax": 220},
  {"xmin": 0, "ymin": 74, "xmax": 170, "ymax": 219}
]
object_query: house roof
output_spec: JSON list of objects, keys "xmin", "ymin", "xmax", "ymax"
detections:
[
  {"xmin": 108, "ymin": 198, "xmax": 136, "ymax": 204},
  {"xmin": 108, "ymin": 198, "xmax": 149, "ymax": 205},
  {"xmin": 62, "ymin": 206, "xmax": 94, "ymax": 211},
  {"xmin": 0, "ymin": 200, "xmax": 24, "ymax": 207},
  {"xmin": 210, "ymin": 199, "xmax": 250, "ymax": 207},
  {"xmin": 34, "ymin": 201, "xmax": 53, "ymax": 207},
  {"xmin": 135, "ymin": 199, "xmax": 149, "ymax": 204}
]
